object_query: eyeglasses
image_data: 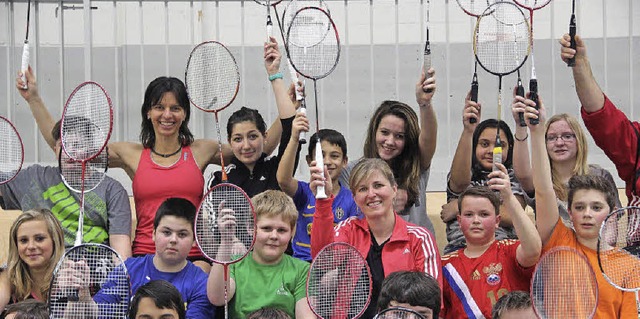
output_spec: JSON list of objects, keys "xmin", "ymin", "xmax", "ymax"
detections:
[{"xmin": 545, "ymin": 133, "xmax": 576, "ymax": 143}]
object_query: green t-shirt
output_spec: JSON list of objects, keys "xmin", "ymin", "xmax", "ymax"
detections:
[{"xmin": 230, "ymin": 252, "xmax": 309, "ymax": 318}]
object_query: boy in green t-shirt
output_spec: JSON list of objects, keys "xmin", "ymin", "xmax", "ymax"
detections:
[{"xmin": 207, "ymin": 190, "xmax": 315, "ymax": 318}]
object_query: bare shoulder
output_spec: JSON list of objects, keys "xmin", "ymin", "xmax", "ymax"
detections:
[
  {"xmin": 108, "ymin": 142, "xmax": 144, "ymax": 170},
  {"xmin": 191, "ymin": 139, "xmax": 220, "ymax": 168}
]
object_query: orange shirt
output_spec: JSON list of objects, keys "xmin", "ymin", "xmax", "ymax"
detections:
[{"xmin": 544, "ymin": 220, "xmax": 638, "ymax": 318}]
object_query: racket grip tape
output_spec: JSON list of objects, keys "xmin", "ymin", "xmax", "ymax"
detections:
[
  {"xmin": 298, "ymin": 106, "xmax": 307, "ymax": 144},
  {"xmin": 20, "ymin": 41, "xmax": 29, "ymax": 89},
  {"xmin": 516, "ymin": 81, "xmax": 526, "ymax": 127},
  {"xmin": 422, "ymin": 45, "xmax": 433, "ymax": 94},
  {"xmin": 567, "ymin": 15, "xmax": 577, "ymax": 67},
  {"xmin": 315, "ymin": 142, "xmax": 328, "ymax": 199},
  {"xmin": 529, "ymin": 79, "xmax": 540, "ymax": 125},
  {"xmin": 469, "ymin": 77, "xmax": 479, "ymax": 124}
]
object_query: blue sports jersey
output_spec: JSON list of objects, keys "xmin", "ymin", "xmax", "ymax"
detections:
[
  {"xmin": 291, "ymin": 180, "xmax": 361, "ymax": 261},
  {"xmin": 94, "ymin": 255, "xmax": 215, "ymax": 319}
]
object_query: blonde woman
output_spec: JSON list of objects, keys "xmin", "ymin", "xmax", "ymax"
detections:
[{"xmin": 0, "ymin": 209, "xmax": 65, "ymax": 310}]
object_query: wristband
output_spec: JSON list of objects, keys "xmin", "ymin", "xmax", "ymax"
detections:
[
  {"xmin": 268, "ymin": 72, "xmax": 283, "ymax": 81},
  {"xmin": 514, "ymin": 131, "xmax": 528, "ymax": 141}
]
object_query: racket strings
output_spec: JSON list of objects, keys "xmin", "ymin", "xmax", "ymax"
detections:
[
  {"xmin": 62, "ymin": 83, "xmax": 111, "ymax": 162},
  {"xmin": 599, "ymin": 207, "xmax": 640, "ymax": 290},
  {"xmin": 282, "ymin": 0, "xmax": 330, "ymax": 37},
  {"xmin": 474, "ymin": 3, "xmax": 529, "ymax": 76},
  {"xmin": 531, "ymin": 248, "xmax": 598, "ymax": 319},
  {"xmin": 60, "ymin": 149, "xmax": 108, "ymax": 193},
  {"xmin": 287, "ymin": 7, "xmax": 339, "ymax": 80},
  {"xmin": 185, "ymin": 42, "xmax": 240, "ymax": 112},
  {"xmin": 375, "ymin": 308, "xmax": 426, "ymax": 319},
  {"xmin": 308, "ymin": 243, "xmax": 371, "ymax": 318},
  {"xmin": 196, "ymin": 184, "xmax": 255, "ymax": 264},
  {"xmin": 0, "ymin": 118, "xmax": 23, "ymax": 183},
  {"xmin": 49, "ymin": 245, "xmax": 129, "ymax": 319},
  {"xmin": 455, "ymin": 0, "xmax": 491, "ymax": 17}
]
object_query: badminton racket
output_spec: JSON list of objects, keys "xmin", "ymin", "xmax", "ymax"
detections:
[
  {"xmin": 374, "ymin": 307, "xmax": 427, "ymax": 319},
  {"xmin": 286, "ymin": 6, "xmax": 340, "ymax": 199},
  {"xmin": 455, "ymin": 0, "xmax": 492, "ymax": 124},
  {"xmin": 185, "ymin": 40, "xmax": 252, "ymax": 319},
  {"xmin": 422, "ymin": 0, "xmax": 433, "ymax": 93},
  {"xmin": 530, "ymin": 247, "xmax": 598, "ymax": 319},
  {"xmin": 567, "ymin": 0, "xmax": 577, "ymax": 67},
  {"xmin": 50, "ymin": 82, "xmax": 127, "ymax": 319},
  {"xmin": 473, "ymin": 1, "xmax": 530, "ymax": 171},
  {"xmin": 0, "ymin": 116, "xmax": 24, "ymax": 185},
  {"xmin": 515, "ymin": 69, "xmax": 526, "ymax": 126},
  {"xmin": 513, "ymin": 0, "xmax": 551, "ymax": 126},
  {"xmin": 598, "ymin": 206, "xmax": 640, "ymax": 316},
  {"xmin": 19, "ymin": 0, "xmax": 31, "ymax": 89},
  {"xmin": 307, "ymin": 242, "xmax": 371, "ymax": 319}
]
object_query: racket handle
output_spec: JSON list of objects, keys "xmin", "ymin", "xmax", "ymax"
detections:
[
  {"xmin": 315, "ymin": 142, "xmax": 327, "ymax": 199},
  {"xmin": 516, "ymin": 79, "xmax": 526, "ymax": 127},
  {"xmin": 298, "ymin": 106, "xmax": 308, "ymax": 144},
  {"xmin": 422, "ymin": 42, "xmax": 433, "ymax": 93},
  {"xmin": 567, "ymin": 14, "xmax": 577, "ymax": 67},
  {"xmin": 267, "ymin": 17, "xmax": 273, "ymax": 39},
  {"xmin": 20, "ymin": 41, "xmax": 29, "ymax": 89},
  {"xmin": 286, "ymin": 60, "xmax": 303, "ymax": 102},
  {"xmin": 529, "ymin": 79, "xmax": 540, "ymax": 125},
  {"xmin": 469, "ymin": 75, "xmax": 478, "ymax": 124}
]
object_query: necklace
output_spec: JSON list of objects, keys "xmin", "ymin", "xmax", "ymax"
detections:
[{"xmin": 151, "ymin": 146, "xmax": 182, "ymax": 158}]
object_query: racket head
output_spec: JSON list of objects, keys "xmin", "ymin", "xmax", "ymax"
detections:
[
  {"xmin": 455, "ymin": 0, "xmax": 492, "ymax": 17},
  {"xmin": 530, "ymin": 247, "xmax": 598, "ymax": 319},
  {"xmin": 286, "ymin": 7, "xmax": 340, "ymax": 80},
  {"xmin": 0, "ymin": 116, "xmax": 24, "ymax": 185},
  {"xmin": 195, "ymin": 183, "xmax": 256, "ymax": 265},
  {"xmin": 374, "ymin": 307, "xmax": 427, "ymax": 319},
  {"xmin": 48, "ymin": 243, "xmax": 130, "ymax": 319},
  {"xmin": 513, "ymin": 0, "xmax": 552, "ymax": 11},
  {"xmin": 61, "ymin": 82, "xmax": 113, "ymax": 162},
  {"xmin": 473, "ymin": 1, "xmax": 531, "ymax": 77},
  {"xmin": 282, "ymin": 0, "xmax": 331, "ymax": 39},
  {"xmin": 59, "ymin": 147, "xmax": 108, "ymax": 193},
  {"xmin": 306, "ymin": 242, "xmax": 372, "ymax": 319},
  {"xmin": 598, "ymin": 206, "xmax": 640, "ymax": 291},
  {"xmin": 185, "ymin": 41, "xmax": 240, "ymax": 113}
]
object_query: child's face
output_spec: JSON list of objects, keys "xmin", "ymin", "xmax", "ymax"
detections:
[
  {"xmin": 375, "ymin": 114, "xmax": 406, "ymax": 161},
  {"xmin": 569, "ymin": 189, "xmax": 610, "ymax": 241},
  {"xmin": 388, "ymin": 301, "xmax": 433, "ymax": 319},
  {"xmin": 134, "ymin": 297, "xmax": 180, "ymax": 319},
  {"xmin": 153, "ymin": 216, "xmax": 195, "ymax": 265},
  {"xmin": 229, "ymin": 121, "xmax": 265, "ymax": 169},
  {"xmin": 475, "ymin": 127, "xmax": 509, "ymax": 170},
  {"xmin": 307, "ymin": 140, "xmax": 348, "ymax": 182},
  {"xmin": 457, "ymin": 196, "xmax": 500, "ymax": 246},
  {"xmin": 252, "ymin": 215, "xmax": 292, "ymax": 265},
  {"xmin": 16, "ymin": 220, "xmax": 54, "ymax": 272}
]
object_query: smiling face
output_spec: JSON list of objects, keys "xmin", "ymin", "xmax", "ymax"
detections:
[
  {"xmin": 546, "ymin": 119, "xmax": 578, "ymax": 164},
  {"xmin": 153, "ymin": 216, "xmax": 195, "ymax": 266},
  {"xmin": 147, "ymin": 92, "xmax": 186, "ymax": 139},
  {"xmin": 458, "ymin": 195, "xmax": 500, "ymax": 246},
  {"xmin": 475, "ymin": 127, "xmax": 509, "ymax": 171},
  {"xmin": 353, "ymin": 169, "xmax": 398, "ymax": 219},
  {"xmin": 16, "ymin": 220, "xmax": 54, "ymax": 272},
  {"xmin": 229, "ymin": 121, "xmax": 265, "ymax": 170},
  {"xmin": 252, "ymin": 215, "xmax": 292, "ymax": 265},
  {"xmin": 134, "ymin": 297, "xmax": 180, "ymax": 319},
  {"xmin": 308, "ymin": 140, "xmax": 348, "ymax": 182},
  {"xmin": 568, "ymin": 189, "xmax": 610, "ymax": 241},
  {"xmin": 375, "ymin": 115, "xmax": 406, "ymax": 162}
]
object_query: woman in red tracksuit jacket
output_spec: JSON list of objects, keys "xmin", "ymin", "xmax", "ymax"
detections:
[{"xmin": 309, "ymin": 158, "xmax": 442, "ymax": 318}]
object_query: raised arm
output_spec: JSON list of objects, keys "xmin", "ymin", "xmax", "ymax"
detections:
[
  {"xmin": 489, "ymin": 163, "xmax": 541, "ymax": 267},
  {"xmin": 510, "ymin": 90, "xmax": 534, "ymax": 194},
  {"xmin": 523, "ymin": 95, "xmax": 559, "ymax": 245},
  {"xmin": 559, "ymin": 34, "xmax": 604, "ymax": 113},
  {"xmin": 16, "ymin": 65, "xmax": 56, "ymax": 150},
  {"xmin": 415, "ymin": 69, "xmax": 438, "ymax": 170},
  {"xmin": 309, "ymin": 162, "xmax": 336, "ymax": 258},
  {"xmin": 277, "ymin": 113, "xmax": 309, "ymax": 197},
  {"xmin": 448, "ymin": 93, "xmax": 480, "ymax": 193},
  {"xmin": 206, "ymin": 205, "xmax": 242, "ymax": 305}
]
